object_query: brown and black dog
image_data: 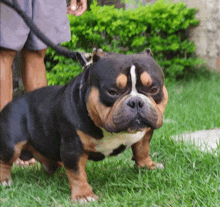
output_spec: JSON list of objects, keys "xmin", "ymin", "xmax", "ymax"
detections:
[{"xmin": 0, "ymin": 49, "xmax": 168, "ymax": 203}]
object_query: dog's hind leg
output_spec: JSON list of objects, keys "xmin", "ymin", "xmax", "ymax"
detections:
[
  {"xmin": 0, "ymin": 161, "xmax": 13, "ymax": 186},
  {"xmin": 26, "ymin": 145, "xmax": 60, "ymax": 174},
  {"xmin": 0, "ymin": 141, "xmax": 27, "ymax": 186}
]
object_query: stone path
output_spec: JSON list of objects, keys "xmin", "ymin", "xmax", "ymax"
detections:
[{"xmin": 174, "ymin": 128, "xmax": 220, "ymax": 154}]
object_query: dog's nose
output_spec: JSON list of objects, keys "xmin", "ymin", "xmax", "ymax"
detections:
[{"xmin": 127, "ymin": 97, "xmax": 144, "ymax": 109}]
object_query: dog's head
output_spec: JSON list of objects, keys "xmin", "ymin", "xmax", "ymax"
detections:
[{"xmin": 84, "ymin": 49, "xmax": 168, "ymax": 133}]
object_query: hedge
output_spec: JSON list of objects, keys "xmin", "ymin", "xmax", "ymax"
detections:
[{"xmin": 45, "ymin": 0, "xmax": 204, "ymax": 85}]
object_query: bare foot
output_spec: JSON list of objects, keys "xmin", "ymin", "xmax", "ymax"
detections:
[{"xmin": 15, "ymin": 158, "xmax": 36, "ymax": 166}]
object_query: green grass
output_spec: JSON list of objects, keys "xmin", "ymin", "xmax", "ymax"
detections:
[{"xmin": 1, "ymin": 72, "xmax": 220, "ymax": 207}]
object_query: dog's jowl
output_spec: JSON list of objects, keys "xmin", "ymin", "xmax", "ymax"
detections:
[{"xmin": 0, "ymin": 49, "xmax": 168, "ymax": 203}]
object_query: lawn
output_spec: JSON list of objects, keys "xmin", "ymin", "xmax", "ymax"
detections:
[{"xmin": 1, "ymin": 73, "xmax": 220, "ymax": 207}]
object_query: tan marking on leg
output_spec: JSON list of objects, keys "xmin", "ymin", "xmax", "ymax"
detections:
[
  {"xmin": 0, "ymin": 141, "xmax": 27, "ymax": 184},
  {"xmin": 10, "ymin": 141, "xmax": 28, "ymax": 164},
  {"xmin": 132, "ymin": 128, "xmax": 163, "ymax": 170},
  {"xmin": 0, "ymin": 161, "xmax": 12, "ymax": 183},
  {"xmin": 77, "ymin": 130, "xmax": 97, "ymax": 151},
  {"xmin": 26, "ymin": 145, "xmax": 59, "ymax": 174},
  {"xmin": 65, "ymin": 153, "xmax": 98, "ymax": 203},
  {"xmin": 116, "ymin": 74, "xmax": 127, "ymax": 89},
  {"xmin": 140, "ymin": 72, "xmax": 152, "ymax": 87}
]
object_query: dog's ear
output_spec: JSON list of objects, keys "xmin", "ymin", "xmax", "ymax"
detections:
[
  {"xmin": 92, "ymin": 48, "xmax": 107, "ymax": 63},
  {"xmin": 144, "ymin": 48, "xmax": 153, "ymax": 57}
]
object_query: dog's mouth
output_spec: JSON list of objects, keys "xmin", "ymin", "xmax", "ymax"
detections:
[
  {"xmin": 127, "ymin": 127, "xmax": 146, "ymax": 133},
  {"xmin": 104, "ymin": 115, "xmax": 151, "ymax": 133},
  {"xmin": 126, "ymin": 117, "xmax": 151, "ymax": 133}
]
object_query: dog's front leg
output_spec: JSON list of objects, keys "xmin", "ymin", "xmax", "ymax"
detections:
[
  {"xmin": 131, "ymin": 128, "xmax": 164, "ymax": 170},
  {"xmin": 60, "ymin": 138, "xmax": 98, "ymax": 203}
]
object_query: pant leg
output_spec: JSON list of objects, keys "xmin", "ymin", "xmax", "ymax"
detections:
[
  {"xmin": 24, "ymin": 0, "xmax": 71, "ymax": 51},
  {"xmin": 0, "ymin": 0, "xmax": 32, "ymax": 51}
]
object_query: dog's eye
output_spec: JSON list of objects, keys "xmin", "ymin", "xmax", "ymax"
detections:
[
  {"xmin": 107, "ymin": 89, "xmax": 118, "ymax": 96},
  {"xmin": 150, "ymin": 87, "xmax": 158, "ymax": 94}
]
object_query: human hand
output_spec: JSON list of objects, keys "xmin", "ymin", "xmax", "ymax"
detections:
[{"xmin": 67, "ymin": 0, "xmax": 87, "ymax": 16}]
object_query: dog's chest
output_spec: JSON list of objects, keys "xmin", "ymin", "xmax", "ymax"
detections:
[{"xmin": 92, "ymin": 131, "xmax": 145, "ymax": 156}]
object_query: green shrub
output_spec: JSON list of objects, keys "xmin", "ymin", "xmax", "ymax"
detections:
[{"xmin": 46, "ymin": 0, "xmax": 204, "ymax": 85}]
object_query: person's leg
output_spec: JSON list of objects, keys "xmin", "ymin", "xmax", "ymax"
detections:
[
  {"xmin": 21, "ymin": 48, "xmax": 47, "ymax": 92},
  {"xmin": 0, "ymin": 48, "xmax": 16, "ymax": 111},
  {"xmin": 14, "ymin": 48, "xmax": 47, "ymax": 166}
]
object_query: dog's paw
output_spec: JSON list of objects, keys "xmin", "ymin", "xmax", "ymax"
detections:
[
  {"xmin": 155, "ymin": 163, "xmax": 164, "ymax": 170},
  {"xmin": 146, "ymin": 162, "xmax": 164, "ymax": 170},
  {"xmin": 1, "ymin": 180, "xmax": 13, "ymax": 187},
  {"xmin": 136, "ymin": 158, "xmax": 164, "ymax": 170},
  {"xmin": 76, "ymin": 195, "xmax": 99, "ymax": 204},
  {"xmin": 73, "ymin": 194, "xmax": 99, "ymax": 204}
]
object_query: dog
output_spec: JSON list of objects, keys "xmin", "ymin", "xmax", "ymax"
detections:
[{"xmin": 0, "ymin": 48, "xmax": 168, "ymax": 203}]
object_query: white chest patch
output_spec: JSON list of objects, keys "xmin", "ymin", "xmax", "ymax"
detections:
[{"xmin": 92, "ymin": 130, "xmax": 145, "ymax": 156}]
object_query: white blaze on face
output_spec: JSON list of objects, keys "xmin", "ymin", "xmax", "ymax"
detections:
[
  {"xmin": 130, "ymin": 65, "xmax": 138, "ymax": 96},
  {"xmin": 129, "ymin": 65, "xmax": 153, "ymax": 106}
]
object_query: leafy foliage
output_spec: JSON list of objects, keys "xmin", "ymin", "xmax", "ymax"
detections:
[{"xmin": 46, "ymin": 0, "xmax": 203, "ymax": 85}]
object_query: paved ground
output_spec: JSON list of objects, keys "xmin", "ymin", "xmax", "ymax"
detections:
[{"xmin": 174, "ymin": 128, "xmax": 220, "ymax": 154}]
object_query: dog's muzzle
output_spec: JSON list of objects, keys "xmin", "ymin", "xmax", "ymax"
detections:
[{"xmin": 109, "ymin": 96, "xmax": 159, "ymax": 133}]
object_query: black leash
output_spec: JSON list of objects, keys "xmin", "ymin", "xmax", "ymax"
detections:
[{"xmin": 0, "ymin": 0, "xmax": 88, "ymax": 67}]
